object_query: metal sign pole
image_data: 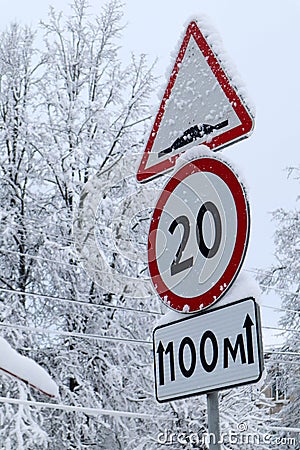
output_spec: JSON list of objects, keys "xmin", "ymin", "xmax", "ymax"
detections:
[{"xmin": 207, "ymin": 391, "xmax": 221, "ymax": 450}]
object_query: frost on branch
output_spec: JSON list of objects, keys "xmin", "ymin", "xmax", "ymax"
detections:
[{"xmin": 0, "ymin": 337, "xmax": 59, "ymax": 398}]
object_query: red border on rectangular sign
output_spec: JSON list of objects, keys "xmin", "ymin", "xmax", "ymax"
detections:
[{"xmin": 137, "ymin": 20, "xmax": 254, "ymax": 183}]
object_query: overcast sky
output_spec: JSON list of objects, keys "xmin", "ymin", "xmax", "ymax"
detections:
[{"xmin": 1, "ymin": 0, "xmax": 299, "ymax": 345}]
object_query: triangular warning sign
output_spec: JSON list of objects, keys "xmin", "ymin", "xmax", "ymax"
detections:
[{"xmin": 137, "ymin": 20, "xmax": 254, "ymax": 183}]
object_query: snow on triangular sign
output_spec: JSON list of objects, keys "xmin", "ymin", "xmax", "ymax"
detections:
[{"xmin": 136, "ymin": 19, "xmax": 255, "ymax": 183}]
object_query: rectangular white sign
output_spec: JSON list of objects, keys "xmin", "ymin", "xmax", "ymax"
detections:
[{"xmin": 153, "ymin": 298, "xmax": 263, "ymax": 402}]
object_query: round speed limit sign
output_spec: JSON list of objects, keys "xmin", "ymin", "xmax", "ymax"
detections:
[{"xmin": 148, "ymin": 156, "xmax": 250, "ymax": 313}]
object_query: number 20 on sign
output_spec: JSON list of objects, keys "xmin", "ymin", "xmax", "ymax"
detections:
[{"xmin": 148, "ymin": 156, "xmax": 250, "ymax": 313}]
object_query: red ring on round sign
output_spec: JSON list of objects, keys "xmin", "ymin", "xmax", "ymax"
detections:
[{"xmin": 148, "ymin": 157, "xmax": 250, "ymax": 313}]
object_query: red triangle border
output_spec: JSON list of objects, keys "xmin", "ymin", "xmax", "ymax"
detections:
[{"xmin": 137, "ymin": 21, "xmax": 254, "ymax": 183}]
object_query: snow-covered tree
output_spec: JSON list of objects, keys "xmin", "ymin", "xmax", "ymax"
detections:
[
  {"xmin": 0, "ymin": 22, "xmax": 53, "ymax": 448},
  {"xmin": 0, "ymin": 2, "xmax": 275, "ymax": 448},
  {"xmin": 0, "ymin": 22, "xmax": 44, "ymax": 307},
  {"xmin": 32, "ymin": 0, "xmax": 160, "ymax": 448},
  {"xmin": 259, "ymin": 166, "xmax": 299, "ymax": 449}
]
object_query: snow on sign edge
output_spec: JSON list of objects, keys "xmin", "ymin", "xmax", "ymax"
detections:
[
  {"xmin": 136, "ymin": 15, "xmax": 255, "ymax": 183},
  {"xmin": 155, "ymin": 270, "xmax": 262, "ymax": 328},
  {"xmin": 192, "ymin": 15, "xmax": 255, "ymax": 117},
  {"xmin": 163, "ymin": 15, "xmax": 255, "ymax": 118},
  {"xmin": 0, "ymin": 337, "xmax": 59, "ymax": 398}
]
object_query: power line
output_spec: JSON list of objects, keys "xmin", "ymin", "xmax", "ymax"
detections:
[
  {"xmin": 0, "ymin": 322, "xmax": 300, "ymax": 358},
  {"xmin": 262, "ymin": 326, "xmax": 300, "ymax": 334},
  {"xmin": 245, "ymin": 268, "xmax": 281, "ymax": 278},
  {"xmin": 0, "ymin": 221, "xmax": 296, "ymax": 282},
  {"xmin": 0, "ymin": 221, "xmax": 291, "ymax": 286},
  {"xmin": 264, "ymin": 349, "xmax": 300, "ymax": 357},
  {"xmin": 1, "ymin": 248, "xmax": 300, "ymax": 299},
  {"xmin": 1, "ymin": 288, "xmax": 300, "ymax": 334},
  {"xmin": 245, "ymin": 269, "xmax": 300, "ymax": 296},
  {"xmin": 0, "ymin": 396, "xmax": 172, "ymax": 421},
  {"xmin": 0, "ymin": 248, "xmax": 150, "ymax": 285},
  {"xmin": 259, "ymin": 284, "xmax": 300, "ymax": 298},
  {"xmin": 0, "ymin": 396, "xmax": 299, "ymax": 431},
  {"xmin": 0, "ymin": 322, "xmax": 152, "ymax": 347},
  {"xmin": 0, "ymin": 287, "xmax": 162, "ymax": 316},
  {"xmin": 0, "ymin": 223, "xmax": 75, "ymax": 246},
  {"xmin": 270, "ymin": 426, "xmax": 300, "ymax": 433},
  {"xmin": 2, "ymin": 288, "xmax": 300, "ymax": 332},
  {"xmin": 261, "ymin": 304, "xmax": 300, "ymax": 315},
  {"xmin": 1, "ymin": 216, "xmax": 73, "ymax": 232},
  {"xmin": 0, "ymin": 221, "xmax": 144, "ymax": 249},
  {"xmin": 0, "ymin": 248, "xmax": 80, "ymax": 269},
  {"xmin": 1, "ymin": 221, "xmax": 297, "ymax": 292},
  {"xmin": 0, "ymin": 236, "xmax": 287, "ymax": 281},
  {"xmin": 265, "ymin": 360, "xmax": 300, "ymax": 366}
]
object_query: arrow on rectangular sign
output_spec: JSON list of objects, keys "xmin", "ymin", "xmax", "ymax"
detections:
[{"xmin": 153, "ymin": 298, "xmax": 264, "ymax": 403}]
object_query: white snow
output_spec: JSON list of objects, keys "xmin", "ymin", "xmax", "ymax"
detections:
[
  {"xmin": 174, "ymin": 144, "xmax": 212, "ymax": 168},
  {"xmin": 159, "ymin": 15, "xmax": 255, "ymax": 118},
  {"xmin": 210, "ymin": 270, "xmax": 262, "ymax": 309},
  {"xmin": 156, "ymin": 308, "xmax": 183, "ymax": 327},
  {"xmin": 0, "ymin": 337, "xmax": 59, "ymax": 398},
  {"xmin": 174, "ymin": 144, "xmax": 250, "ymax": 194},
  {"xmin": 156, "ymin": 270, "xmax": 261, "ymax": 327},
  {"xmin": 192, "ymin": 16, "xmax": 255, "ymax": 118}
]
